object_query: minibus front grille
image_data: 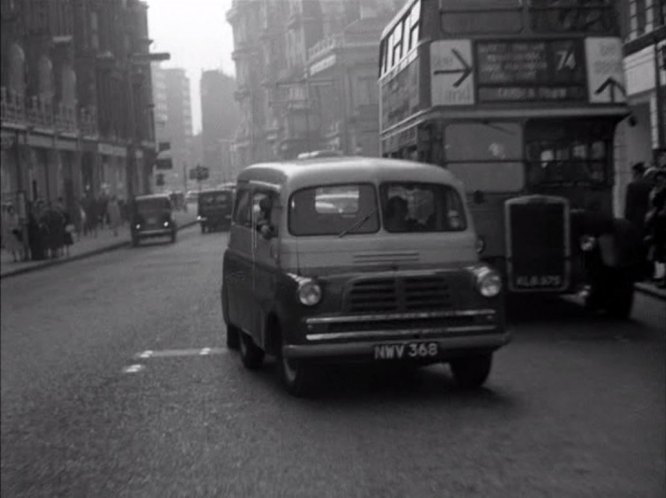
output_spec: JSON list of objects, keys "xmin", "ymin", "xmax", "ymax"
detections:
[{"xmin": 346, "ymin": 276, "xmax": 452, "ymax": 313}]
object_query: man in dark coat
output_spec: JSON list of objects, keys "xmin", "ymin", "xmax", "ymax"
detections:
[{"xmin": 624, "ymin": 162, "xmax": 653, "ymax": 235}]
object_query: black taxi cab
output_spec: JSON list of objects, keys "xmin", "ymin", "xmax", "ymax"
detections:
[
  {"xmin": 221, "ymin": 157, "xmax": 509, "ymax": 396},
  {"xmin": 197, "ymin": 188, "xmax": 234, "ymax": 233},
  {"xmin": 130, "ymin": 194, "xmax": 177, "ymax": 246}
]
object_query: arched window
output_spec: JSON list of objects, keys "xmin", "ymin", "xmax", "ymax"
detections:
[
  {"xmin": 37, "ymin": 55, "xmax": 54, "ymax": 100},
  {"xmin": 8, "ymin": 43, "xmax": 26, "ymax": 95},
  {"xmin": 61, "ymin": 65, "xmax": 77, "ymax": 106}
]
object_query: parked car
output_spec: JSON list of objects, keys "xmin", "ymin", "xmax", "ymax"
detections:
[
  {"xmin": 221, "ymin": 156, "xmax": 509, "ymax": 396},
  {"xmin": 130, "ymin": 194, "xmax": 177, "ymax": 246},
  {"xmin": 197, "ymin": 188, "xmax": 234, "ymax": 233}
]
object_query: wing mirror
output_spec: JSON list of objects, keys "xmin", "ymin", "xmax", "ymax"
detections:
[
  {"xmin": 260, "ymin": 224, "xmax": 276, "ymax": 240},
  {"xmin": 473, "ymin": 190, "xmax": 485, "ymax": 204}
]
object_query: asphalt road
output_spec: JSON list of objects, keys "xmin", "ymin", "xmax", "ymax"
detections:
[{"xmin": 1, "ymin": 226, "xmax": 664, "ymax": 497}]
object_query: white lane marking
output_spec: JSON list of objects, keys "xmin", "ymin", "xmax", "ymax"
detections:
[
  {"xmin": 123, "ymin": 364, "xmax": 145, "ymax": 374},
  {"xmin": 133, "ymin": 348, "xmax": 225, "ymax": 359}
]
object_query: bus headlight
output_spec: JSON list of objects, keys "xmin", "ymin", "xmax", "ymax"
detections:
[
  {"xmin": 580, "ymin": 235, "xmax": 597, "ymax": 252},
  {"xmin": 472, "ymin": 266, "xmax": 502, "ymax": 298},
  {"xmin": 297, "ymin": 279, "xmax": 322, "ymax": 306}
]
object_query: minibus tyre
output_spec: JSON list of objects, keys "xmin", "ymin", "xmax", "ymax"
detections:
[
  {"xmin": 170, "ymin": 231, "xmax": 176, "ymax": 243},
  {"xmin": 277, "ymin": 334, "xmax": 315, "ymax": 397},
  {"xmin": 239, "ymin": 331, "xmax": 264, "ymax": 370},
  {"xmin": 201, "ymin": 224, "xmax": 206, "ymax": 234},
  {"xmin": 131, "ymin": 235, "xmax": 139, "ymax": 247},
  {"xmin": 450, "ymin": 354, "xmax": 492, "ymax": 389},
  {"xmin": 226, "ymin": 324, "xmax": 240, "ymax": 350}
]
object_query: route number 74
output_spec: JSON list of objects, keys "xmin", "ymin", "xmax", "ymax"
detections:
[{"xmin": 556, "ymin": 49, "xmax": 576, "ymax": 71}]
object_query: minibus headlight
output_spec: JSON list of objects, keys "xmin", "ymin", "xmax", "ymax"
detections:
[
  {"xmin": 297, "ymin": 280, "xmax": 322, "ymax": 306},
  {"xmin": 163, "ymin": 221, "xmax": 170, "ymax": 227},
  {"xmin": 135, "ymin": 223, "xmax": 141, "ymax": 229},
  {"xmin": 580, "ymin": 235, "xmax": 597, "ymax": 252},
  {"xmin": 473, "ymin": 266, "xmax": 502, "ymax": 298}
]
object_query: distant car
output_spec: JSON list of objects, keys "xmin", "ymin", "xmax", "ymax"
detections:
[
  {"xmin": 130, "ymin": 194, "xmax": 177, "ymax": 246},
  {"xmin": 197, "ymin": 188, "xmax": 234, "ymax": 233}
]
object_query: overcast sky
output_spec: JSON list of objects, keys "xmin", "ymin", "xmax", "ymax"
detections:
[{"xmin": 147, "ymin": 0, "xmax": 236, "ymax": 134}]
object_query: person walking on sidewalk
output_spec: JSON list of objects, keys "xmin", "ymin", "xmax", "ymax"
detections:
[
  {"xmin": 645, "ymin": 168, "xmax": 666, "ymax": 288},
  {"xmin": 107, "ymin": 195, "xmax": 121, "ymax": 236},
  {"xmin": 1, "ymin": 204, "xmax": 23, "ymax": 262}
]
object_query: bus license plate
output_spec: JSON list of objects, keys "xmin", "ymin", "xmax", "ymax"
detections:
[{"xmin": 374, "ymin": 342, "xmax": 438, "ymax": 360}]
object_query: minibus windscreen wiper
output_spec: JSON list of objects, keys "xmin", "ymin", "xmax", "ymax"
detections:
[{"xmin": 337, "ymin": 207, "xmax": 379, "ymax": 238}]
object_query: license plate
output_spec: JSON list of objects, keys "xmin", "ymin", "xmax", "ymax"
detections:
[
  {"xmin": 147, "ymin": 216, "xmax": 157, "ymax": 224},
  {"xmin": 374, "ymin": 342, "xmax": 438, "ymax": 360}
]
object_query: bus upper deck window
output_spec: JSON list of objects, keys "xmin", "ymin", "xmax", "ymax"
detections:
[
  {"xmin": 529, "ymin": 0, "xmax": 616, "ymax": 33},
  {"xmin": 440, "ymin": 0, "xmax": 523, "ymax": 34}
]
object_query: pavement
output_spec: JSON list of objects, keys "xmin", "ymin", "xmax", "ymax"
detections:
[
  {"xmin": 1, "ymin": 217, "xmax": 665, "ymax": 302},
  {"xmin": 0, "ymin": 210, "xmax": 198, "ymax": 279}
]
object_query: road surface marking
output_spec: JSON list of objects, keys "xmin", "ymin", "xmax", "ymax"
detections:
[
  {"xmin": 122, "ymin": 364, "xmax": 145, "ymax": 374},
  {"xmin": 134, "ymin": 348, "xmax": 225, "ymax": 359}
]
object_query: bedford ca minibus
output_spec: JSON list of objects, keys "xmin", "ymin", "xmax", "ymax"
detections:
[{"xmin": 221, "ymin": 157, "xmax": 509, "ymax": 396}]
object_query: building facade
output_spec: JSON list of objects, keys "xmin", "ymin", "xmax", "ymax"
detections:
[
  {"xmin": 200, "ymin": 69, "xmax": 240, "ymax": 183},
  {"xmin": 615, "ymin": 0, "xmax": 665, "ymax": 214},
  {"xmin": 226, "ymin": 0, "xmax": 399, "ymax": 165},
  {"xmin": 307, "ymin": 14, "xmax": 391, "ymax": 156},
  {"xmin": 0, "ymin": 0, "xmax": 158, "ymax": 219},
  {"xmin": 150, "ymin": 65, "xmax": 193, "ymax": 193}
]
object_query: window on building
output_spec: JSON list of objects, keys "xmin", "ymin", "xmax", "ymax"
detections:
[
  {"xmin": 408, "ymin": 0, "xmax": 421, "ymax": 51},
  {"xmin": 630, "ymin": 0, "xmax": 648, "ymax": 37},
  {"xmin": 391, "ymin": 20, "xmax": 404, "ymax": 66},
  {"xmin": 356, "ymin": 77, "xmax": 377, "ymax": 106}
]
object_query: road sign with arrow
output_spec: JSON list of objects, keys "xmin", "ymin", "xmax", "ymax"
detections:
[
  {"xmin": 585, "ymin": 38, "xmax": 626, "ymax": 104},
  {"xmin": 430, "ymin": 40, "xmax": 475, "ymax": 106}
]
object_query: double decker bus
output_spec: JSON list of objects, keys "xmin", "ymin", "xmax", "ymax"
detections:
[{"xmin": 378, "ymin": 0, "xmax": 643, "ymax": 318}]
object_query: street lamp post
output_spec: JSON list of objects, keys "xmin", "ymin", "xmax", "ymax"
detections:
[{"xmin": 126, "ymin": 51, "xmax": 169, "ymax": 200}]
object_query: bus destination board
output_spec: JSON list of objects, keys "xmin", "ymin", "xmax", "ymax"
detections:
[{"xmin": 476, "ymin": 40, "xmax": 586, "ymax": 103}]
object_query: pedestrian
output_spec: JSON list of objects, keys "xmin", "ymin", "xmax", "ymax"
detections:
[
  {"xmin": 624, "ymin": 162, "xmax": 653, "ymax": 234},
  {"xmin": 28, "ymin": 202, "xmax": 45, "ymax": 261},
  {"xmin": 107, "ymin": 195, "xmax": 121, "ymax": 236},
  {"xmin": 645, "ymin": 168, "xmax": 666, "ymax": 288},
  {"xmin": 1, "ymin": 204, "xmax": 23, "ymax": 262},
  {"xmin": 41, "ymin": 203, "xmax": 65, "ymax": 259}
]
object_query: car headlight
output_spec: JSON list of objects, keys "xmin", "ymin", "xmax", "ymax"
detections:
[
  {"xmin": 472, "ymin": 266, "xmax": 502, "ymax": 298},
  {"xmin": 135, "ymin": 224, "xmax": 141, "ymax": 229},
  {"xmin": 163, "ymin": 221, "xmax": 170, "ymax": 227},
  {"xmin": 580, "ymin": 235, "xmax": 596, "ymax": 252},
  {"xmin": 297, "ymin": 279, "xmax": 322, "ymax": 306}
]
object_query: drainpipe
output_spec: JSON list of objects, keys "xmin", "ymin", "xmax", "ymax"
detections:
[{"xmin": 654, "ymin": 39, "xmax": 665, "ymax": 157}]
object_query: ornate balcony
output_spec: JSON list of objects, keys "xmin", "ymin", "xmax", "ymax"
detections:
[
  {"xmin": 55, "ymin": 104, "xmax": 77, "ymax": 133},
  {"xmin": 26, "ymin": 96, "xmax": 54, "ymax": 128},
  {"xmin": 79, "ymin": 106, "xmax": 98, "ymax": 137},
  {"xmin": 0, "ymin": 87, "xmax": 26, "ymax": 125},
  {"xmin": 307, "ymin": 34, "xmax": 343, "ymax": 62}
]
